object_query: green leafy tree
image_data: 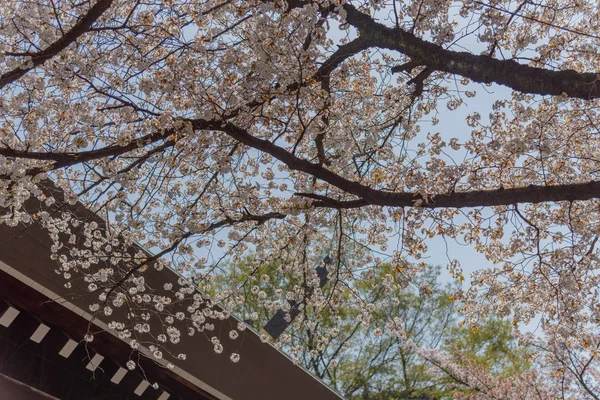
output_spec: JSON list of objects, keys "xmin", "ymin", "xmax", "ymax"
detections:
[
  {"xmin": 444, "ymin": 318, "xmax": 531, "ymax": 377},
  {"xmin": 206, "ymin": 257, "xmax": 531, "ymax": 399}
]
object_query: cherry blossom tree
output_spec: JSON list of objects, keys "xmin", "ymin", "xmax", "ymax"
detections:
[{"xmin": 2, "ymin": 0, "xmax": 600, "ymax": 397}]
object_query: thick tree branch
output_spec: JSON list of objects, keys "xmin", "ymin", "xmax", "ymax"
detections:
[
  {"xmin": 0, "ymin": 0, "xmax": 114, "ymax": 89},
  {"xmin": 218, "ymin": 121, "xmax": 600, "ymax": 208},
  {"xmin": 7, "ymin": 118, "xmax": 600, "ymax": 210},
  {"xmin": 0, "ymin": 118, "xmax": 213, "ymax": 172},
  {"xmin": 343, "ymin": 4, "xmax": 600, "ymax": 100},
  {"xmin": 315, "ymin": 36, "xmax": 371, "ymax": 82}
]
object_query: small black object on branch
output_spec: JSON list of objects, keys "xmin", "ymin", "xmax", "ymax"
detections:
[{"xmin": 262, "ymin": 255, "xmax": 332, "ymax": 340}]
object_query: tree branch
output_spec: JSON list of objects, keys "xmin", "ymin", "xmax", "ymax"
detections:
[
  {"xmin": 0, "ymin": 0, "xmax": 114, "ymax": 89},
  {"xmin": 218, "ymin": 121, "xmax": 600, "ymax": 209},
  {"xmin": 0, "ymin": 118, "xmax": 213, "ymax": 173},
  {"xmin": 7, "ymin": 117, "xmax": 600, "ymax": 210},
  {"xmin": 343, "ymin": 3, "xmax": 600, "ymax": 100}
]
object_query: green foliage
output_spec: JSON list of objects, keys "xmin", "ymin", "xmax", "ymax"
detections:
[
  {"xmin": 206, "ymin": 258, "xmax": 529, "ymax": 399},
  {"xmin": 443, "ymin": 317, "xmax": 531, "ymax": 377}
]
